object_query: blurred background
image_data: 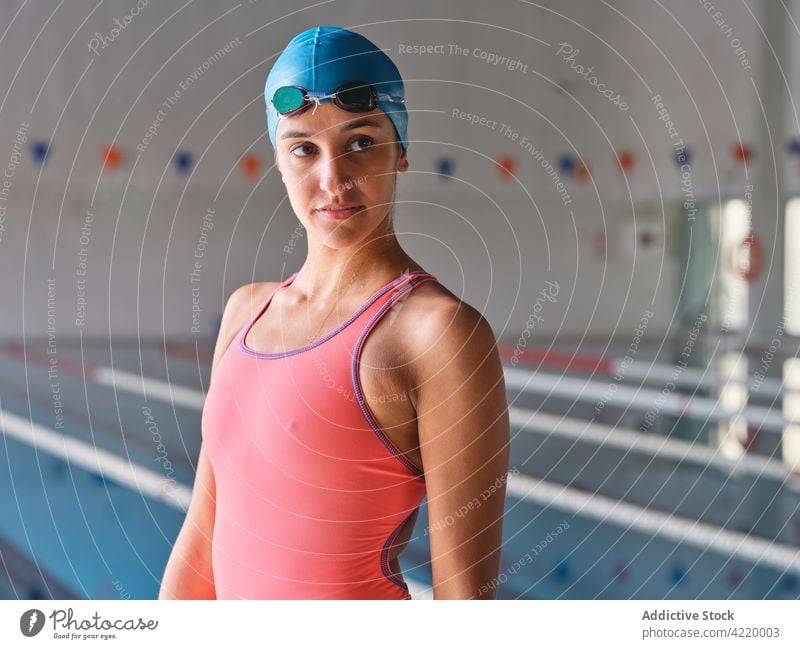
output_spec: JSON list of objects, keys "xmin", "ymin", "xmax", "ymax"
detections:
[{"xmin": 1, "ymin": 0, "xmax": 799, "ymax": 599}]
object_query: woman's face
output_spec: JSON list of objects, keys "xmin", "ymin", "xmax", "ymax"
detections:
[{"xmin": 275, "ymin": 101, "xmax": 408, "ymax": 250}]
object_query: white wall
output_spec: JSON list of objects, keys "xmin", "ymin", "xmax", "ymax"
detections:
[{"xmin": 0, "ymin": 0, "xmax": 785, "ymax": 343}]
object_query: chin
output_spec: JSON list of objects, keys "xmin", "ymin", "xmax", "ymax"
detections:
[
  {"xmin": 319, "ymin": 226, "xmax": 367, "ymax": 250},
  {"xmin": 315, "ymin": 218, "xmax": 381, "ymax": 249}
]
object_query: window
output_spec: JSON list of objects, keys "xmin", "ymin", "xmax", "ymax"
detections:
[{"xmin": 785, "ymin": 198, "xmax": 800, "ymax": 335}]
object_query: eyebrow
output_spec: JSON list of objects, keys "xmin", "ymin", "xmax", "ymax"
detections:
[{"xmin": 280, "ymin": 117, "xmax": 383, "ymax": 140}]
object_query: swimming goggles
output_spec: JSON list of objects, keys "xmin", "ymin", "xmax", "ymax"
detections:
[{"xmin": 271, "ymin": 80, "xmax": 404, "ymax": 118}]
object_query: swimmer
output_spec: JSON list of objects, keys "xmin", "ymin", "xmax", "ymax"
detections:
[{"xmin": 159, "ymin": 25, "xmax": 510, "ymax": 600}]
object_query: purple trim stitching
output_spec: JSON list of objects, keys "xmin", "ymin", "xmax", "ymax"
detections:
[
  {"xmin": 239, "ymin": 271, "xmax": 421, "ymax": 359},
  {"xmin": 380, "ymin": 508, "xmax": 419, "ymax": 590},
  {"xmin": 350, "ymin": 274, "xmax": 437, "ymax": 479},
  {"xmin": 237, "ymin": 272, "xmax": 296, "ymax": 350}
]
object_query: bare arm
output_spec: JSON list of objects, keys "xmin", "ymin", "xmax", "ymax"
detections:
[
  {"xmin": 411, "ymin": 302, "xmax": 511, "ymax": 599},
  {"xmin": 158, "ymin": 283, "xmax": 264, "ymax": 599},
  {"xmin": 158, "ymin": 442, "xmax": 217, "ymax": 599}
]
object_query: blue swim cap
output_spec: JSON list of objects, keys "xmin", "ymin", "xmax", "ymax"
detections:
[{"xmin": 264, "ymin": 26, "xmax": 408, "ymax": 151}]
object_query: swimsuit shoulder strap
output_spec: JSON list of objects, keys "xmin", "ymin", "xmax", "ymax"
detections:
[{"xmin": 239, "ymin": 273, "xmax": 297, "ymax": 344}]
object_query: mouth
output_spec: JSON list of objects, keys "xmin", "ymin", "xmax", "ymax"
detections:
[{"xmin": 316, "ymin": 204, "xmax": 365, "ymax": 220}]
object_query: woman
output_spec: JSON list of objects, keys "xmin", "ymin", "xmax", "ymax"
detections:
[{"xmin": 160, "ymin": 25, "xmax": 510, "ymax": 600}]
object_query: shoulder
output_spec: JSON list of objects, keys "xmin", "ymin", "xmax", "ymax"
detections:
[
  {"xmin": 400, "ymin": 280, "xmax": 497, "ymax": 348},
  {"xmin": 227, "ymin": 281, "xmax": 278, "ymax": 320},
  {"xmin": 223, "ymin": 281, "xmax": 279, "ymax": 331},
  {"xmin": 395, "ymin": 280, "xmax": 500, "ymax": 377},
  {"xmin": 209, "ymin": 280, "xmax": 279, "ymax": 376}
]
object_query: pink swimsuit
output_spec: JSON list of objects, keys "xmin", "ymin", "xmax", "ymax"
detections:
[{"xmin": 201, "ymin": 270, "xmax": 438, "ymax": 599}]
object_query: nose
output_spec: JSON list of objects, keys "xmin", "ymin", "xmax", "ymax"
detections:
[{"xmin": 316, "ymin": 151, "xmax": 352, "ymax": 196}]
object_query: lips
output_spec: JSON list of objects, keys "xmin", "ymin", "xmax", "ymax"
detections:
[{"xmin": 316, "ymin": 204, "xmax": 364, "ymax": 220}]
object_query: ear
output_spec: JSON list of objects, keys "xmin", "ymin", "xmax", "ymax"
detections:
[{"xmin": 397, "ymin": 145, "xmax": 408, "ymax": 172}]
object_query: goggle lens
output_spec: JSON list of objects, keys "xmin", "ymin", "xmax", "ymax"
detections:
[
  {"xmin": 272, "ymin": 86, "xmax": 306, "ymax": 114},
  {"xmin": 333, "ymin": 82, "xmax": 374, "ymax": 111}
]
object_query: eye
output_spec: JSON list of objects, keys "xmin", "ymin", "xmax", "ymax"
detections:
[
  {"xmin": 289, "ymin": 143, "xmax": 315, "ymax": 158},
  {"xmin": 347, "ymin": 136, "xmax": 375, "ymax": 153}
]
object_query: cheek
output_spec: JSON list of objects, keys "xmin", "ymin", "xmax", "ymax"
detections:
[
  {"xmin": 281, "ymin": 164, "xmax": 316, "ymax": 196},
  {"xmin": 360, "ymin": 164, "xmax": 397, "ymax": 196},
  {"xmin": 282, "ymin": 176, "xmax": 314, "ymax": 217},
  {"xmin": 365, "ymin": 176, "xmax": 393, "ymax": 201}
]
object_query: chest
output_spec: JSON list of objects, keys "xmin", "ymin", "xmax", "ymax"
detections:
[{"xmin": 243, "ymin": 294, "xmax": 422, "ymax": 471}]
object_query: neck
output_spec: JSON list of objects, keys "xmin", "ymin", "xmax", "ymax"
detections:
[{"xmin": 293, "ymin": 225, "xmax": 419, "ymax": 303}]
